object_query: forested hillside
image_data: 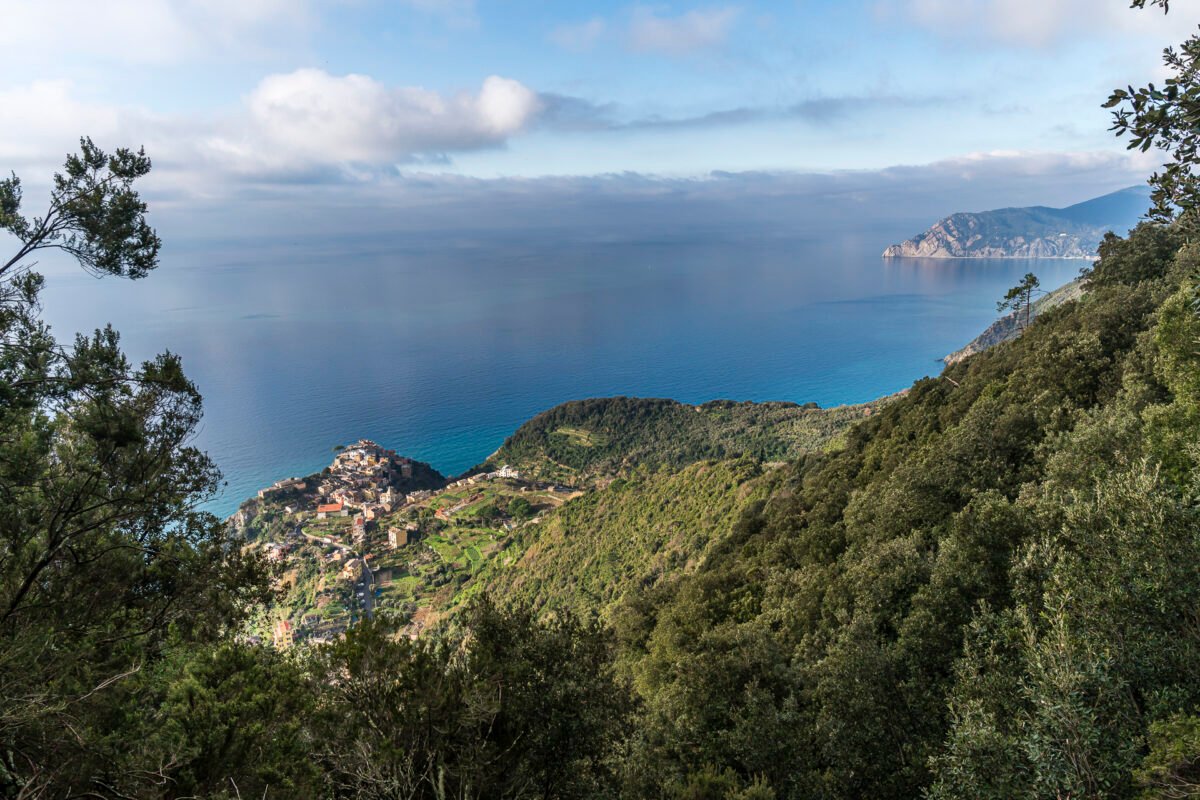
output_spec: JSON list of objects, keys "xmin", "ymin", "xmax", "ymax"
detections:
[
  {"xmin": 482, "ymin": 396, "xmax": 887, "ymax": 485},
  {"xmin": 609, "ymin": 220, "xmax": 1200, "ymax": 798}
]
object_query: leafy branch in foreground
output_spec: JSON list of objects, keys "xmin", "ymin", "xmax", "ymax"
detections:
[
  {"xmin": 1105, "ymin": 1, "xmax": 1200, "ymax": 220},
  {"xmin": 0, "ymin": 136, "xmax": 161, "ymax": 280}
]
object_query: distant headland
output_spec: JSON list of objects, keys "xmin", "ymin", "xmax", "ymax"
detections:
[{"xmin": 883, "ymin": 185, "xmax": 1150, "ymax": 259}]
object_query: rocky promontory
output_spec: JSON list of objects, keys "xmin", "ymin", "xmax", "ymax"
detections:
[{"xmin": 884, "ymin": 186, "xmax": 1149, "ymax": 259}]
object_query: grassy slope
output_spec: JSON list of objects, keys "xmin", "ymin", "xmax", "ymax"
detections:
[{"xmin": 467, "ymin": 459, "xmax": 777, "ymax": 620}]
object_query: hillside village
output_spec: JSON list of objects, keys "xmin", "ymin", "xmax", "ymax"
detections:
[
  {"xmin": 231, "ymin": 440, "xmax": 581, "ymax": 645},
  {"xmin": 231, "ymin": 398, "xmax": 891, "ymax": 648}
]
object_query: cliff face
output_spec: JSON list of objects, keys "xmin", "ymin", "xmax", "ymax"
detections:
[
  {"xmin": 883, "ymin": 186, "xmax": 1149, "ymax": 259},
  {"xmin": 882, "ymin": 213, "xmax": 1101, "ymax": 258}
]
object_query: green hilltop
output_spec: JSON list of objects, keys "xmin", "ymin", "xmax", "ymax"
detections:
[{"xmin": 478, "ymin": 395, "xmax": 890, "ymax": 485}]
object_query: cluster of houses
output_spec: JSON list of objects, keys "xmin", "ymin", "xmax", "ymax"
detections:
[
  {"xmin": 340, "ymin": 557, "xmax": 365, "ymax": 582},
  {"xmin": 315, "ymin": 440, "xmax": 416, "ymax": 518},
  {"xmin": 273, "ymin": 613, "xmax": 351, "ymax": 649},
  {"xmin": 248, "ymin": 449, "xmax": 566, "ymax": 650},
  {"xmin": 388, "ymin": 521, "xmax": 420, "ymax": 549},
  {"xmin": 290, "ymin": 441, "xmax": 441, "ymax": 532},
  {"xmin": 316, "ymin": 501, "xmax": 347, "ymax": 519},
  {"xmin": 263, "ymin": 541, "xmax": 292, "ymax": 562}
]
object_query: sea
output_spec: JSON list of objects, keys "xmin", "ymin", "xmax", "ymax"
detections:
[{"xmin": 37, "ymin": 216, "xmax": 1088, "ymax": 518}]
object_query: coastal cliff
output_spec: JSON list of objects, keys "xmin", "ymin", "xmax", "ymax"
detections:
[{"xmin": 883, "ymin": 185, "xmax": 1149, "ymax": 258}]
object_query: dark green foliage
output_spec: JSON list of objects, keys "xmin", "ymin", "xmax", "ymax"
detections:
[
  {"xmin": 0, "ymin": 137, "xmax": 161, "ymax": 279},
  {"xmin": 311, "ymin": 599, "xmax": 634, "ymax": 799},
  {"xmin": 997, "ymin": 272, "xmax": 1041, "ymax": 329},
  {"xmin": 1106, "ymin": 2, "xmax": 1200, "ymax": 218},
  {"xmin": 930, "ymin": 451, "xmax": 1200, "ymax": 799},
  {"xmin": 1085, "ymin": 222, "xmax": 1186, "ymax": 287},
  {"xmin": 612, "ymin": 220, "xmax": 1200, "ymax": 799},
  {"xmin": 1136, "ymin": 714, "xmax": 1200, "ymax": 799},
  {"xmin": 0, "ymin": 142, "xmax": 274, "ymax": 798},
  {"xmin": 12, "ymin": 597, "xmax": 633, "ymax": 799},
  {"xmin": 128, "ymin": 644, "xmax": 321, "ymax": 798},
  {"xmin": 507, "ymin": 495, "xmax": 534, "ymax": 520}
]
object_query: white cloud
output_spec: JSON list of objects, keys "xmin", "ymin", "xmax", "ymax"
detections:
[
  {"xmin": 0, "ymin": 0, "xmax": 313, "ymax": 64},
  {"xmin": 550, "ymin": 18, "xmax": 608, "ymax": 52},
  {"xmin": 882, "ymin": 0, "xmax": 1196, "ymax": 48},
  {"xmin": 205, "ymin": 70, "xmax": 543, "ymax": 175},
  {"xmin": 0, "ymin": 70, "xmax": 544, "ymax": 191},
  {"xmin": 148, "ymin": 150, "xmax": 1159, "ymax": 248},
  {"xmin": 0, "ymin": 79, "xmax": 220, "ymax": 209},
  {"xmin": 627, "ymin": 6, "xmax": 740, "ymax": 55}
]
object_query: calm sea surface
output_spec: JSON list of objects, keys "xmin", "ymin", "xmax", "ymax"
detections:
[{"xmin": 38, "ymin": 224, "xmax": 1087, "ymax": 517}]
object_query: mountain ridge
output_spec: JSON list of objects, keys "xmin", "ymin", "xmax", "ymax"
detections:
[{"xmin": 883, "ymin": 185, "xmax": 1150, "ymax": 258}]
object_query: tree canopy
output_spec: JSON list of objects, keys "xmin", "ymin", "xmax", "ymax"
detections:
[
  {"xmin": 997, "ymin": 272, "xmax": 1042, "ymax": 329},
  {"xmin": 0, "ymin": 140, "xmax": 270, "ymax": 797}
]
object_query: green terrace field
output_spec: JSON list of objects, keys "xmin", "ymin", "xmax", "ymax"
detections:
[
  {"xmin": 553, "ymin": 426, "xmax": 608, "ymax": 448},
  {"xmin": 250, "ymin": 476, "xmax": 576, "ymax": 634}
]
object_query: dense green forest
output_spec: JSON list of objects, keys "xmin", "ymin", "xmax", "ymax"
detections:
[
  {"xmin": 4, "ymin": 3, "xmax": 1200, "ymax": 797},
  {"xmin": 609, "ymin": 221, "xmax": 1200, "ymax": 798}
]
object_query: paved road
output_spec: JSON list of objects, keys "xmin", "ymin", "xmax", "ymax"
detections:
[{"xmin": 356, "ymin": 558, "xmax": 375, "ymax": 621}]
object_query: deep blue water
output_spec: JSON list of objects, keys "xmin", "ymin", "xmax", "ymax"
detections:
[{"xmin": 38, "ymin": 224, "xmax": 1086, "ymax": 517}]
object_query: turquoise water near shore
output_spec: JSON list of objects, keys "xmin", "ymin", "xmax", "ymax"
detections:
[{"xmin": 39, "ymin": 225, "xmax": 1086, "ymax": 517}]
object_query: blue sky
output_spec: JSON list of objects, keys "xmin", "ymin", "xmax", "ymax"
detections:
[{"xmin": 0, "ymin": 0, "xmax": 1195, "ymax": 204}]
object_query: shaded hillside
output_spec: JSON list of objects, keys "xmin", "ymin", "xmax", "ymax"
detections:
[
  {"xmin": 614, "ymin": 221, "xmax": 1200, "ymax": 798},
  {"xmin": 480, "ymin": 396, "xmax": 890, "ymax": 485},
  {"xmin": 883, "ymin": 185, "xmax": 1149, "ymax": 258}
]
